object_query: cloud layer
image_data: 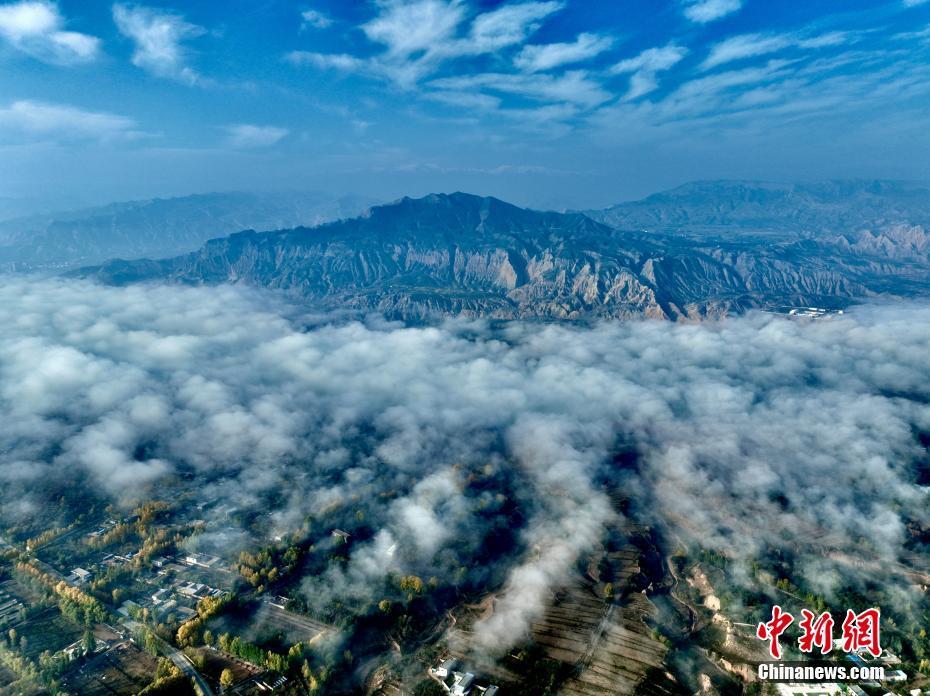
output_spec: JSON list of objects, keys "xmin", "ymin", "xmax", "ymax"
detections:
[{"xmin": 0, "ymin": 278, "xmax": 928, "ymax": 655}]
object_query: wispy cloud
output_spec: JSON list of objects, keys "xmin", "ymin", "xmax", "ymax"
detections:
[
  {"xmin": 514, "ymin": 32, "xmax": 614, "ymax": 72},
  {"xmin": 287, "ymin": 51, "xmax": 365, "ymax": 72},
  {"xmin": 429, "ymin": 70, "xmax": 611, "ymax": 108},
  {"xmin": 361, "ymin": 0, "xmax": 465, "ymax": 60},
  {"xmin": 290, "ymin": 0, "xmax": 565, "ymax": 87},
  {"xmin": 425, "ymin": 90, "xmax": 502, "ymax": 111},
  {"xmin": 611, "ymin": 44, "xmax": 688, "ymax": 100},
  {"xmin": 682, "ymin": 0, "xmax": 743, "ymax": 24},
  {"xmin": 0, "ymin": 100, "xmax": 140, "ymax": 141},
  {"xmin": 112, "ymin": 3, "xmax": 206, "ymax": 85},
  {"xmin": 464, "ymin": 0, "xmax": 564, "ymax": 53},
  {"xmin": 288, "ymin": 0, "xmax": 596, "ymax": 126},
  {"xmin": 224, "ymin": 124, "xmax": 289, "ymax": 148},
  {"xmin": 895, "ymin": 23, "xmax": 930, "ymax": 41},
  {"xmin": 0, "ymin": 0, "xmax": 99, "ymax": 64},
  {"xmin": 702, "ymin": 30, "xmax": 849, "ymax": 70},
  {"xmin": 300, "ymin": 8, "xmax": 332, "ymax": 30}
]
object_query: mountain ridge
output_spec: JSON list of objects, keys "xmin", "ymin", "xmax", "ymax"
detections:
[
  {"xmin": 584, "ymin": 179, "xmax": 930, "ymax": 234},
  {"xmin": 76, "ymin": 184, "xmax": 930, "ymax": 321}
]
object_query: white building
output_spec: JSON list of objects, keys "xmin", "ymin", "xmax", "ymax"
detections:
[
  {"xmin": 452, "ymin": 672, "xmax": 475, "ymax": 696},
  {"xmin": 69, "ymin": 568, "xmax": 92, "ymax": 584},
  {"xmin": 433, "ymin": 658, "xmax": 458, "ymax": 679}
]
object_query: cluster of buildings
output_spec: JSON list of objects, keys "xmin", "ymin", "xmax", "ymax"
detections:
[
  {"xmin": 0, "ymin": 585, "xmax": 23, "ymax": 626},
  {"xmin": 87, "ymin": 519, "xmax": 119, "ymax": 540},
  {"xmin": 113, "ymin": 564, "xmax": 228, "ymax": 626},
  {"xmin": 773, "ymin": 645, "xmax": 918, "ymax": 696},
  {"xmin": 67, "ymin": 549, "xmax": 143, "ymax": 586},
  {"xmin": 431, "ymin": 658, "xmax": 500, "ymax": 696},
  {"xmin": 764, "ymin": 306, "xmax": 845, "ymax": 320},
  {"xmin": 148, "ymin": 577, "xmax": 226, "ymax": 622}
]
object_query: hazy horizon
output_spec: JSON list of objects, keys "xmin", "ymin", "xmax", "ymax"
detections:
[{"xmin": 8, "ymin": 176, "xmax": 930, "ymax": 223}]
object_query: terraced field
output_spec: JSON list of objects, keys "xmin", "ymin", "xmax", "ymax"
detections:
[
  {"xmin": 440, "ymin": 513, "xmax": 687, "ymax": 695},
  {"xmin": 528, "ymin": 532, "xmax": 685, "ymax": 696},
  {"xmin": 556, "ymin": 592, "xmax": 682, "ymax": 696}
]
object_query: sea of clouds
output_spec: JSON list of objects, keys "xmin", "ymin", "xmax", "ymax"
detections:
[{"xmin": 0, "ymin": 277, "xmax": 928, "ymax": 653}]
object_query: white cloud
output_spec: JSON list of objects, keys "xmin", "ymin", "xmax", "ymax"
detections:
[
  {"xmin": 514, "ymin": 32, "xmax": 613, "ymax": 72},
  {"xmin": 0, "ymin": 99, "xmax": 139, "ymax": 141},
  {"xmin": 224, "ymin": 124, "xmax": 289, "ymax": 148},
  {"xmin": 611, "ymin": 44, "xmax": 688, "ymax": 100},
  {"xmin": 702, "ymin": 33, "xmax": 792, "ymax": 70},
  {"xmin": 291, "ymin": 0, "xmax": 564, "ymax": 87},
  {"xmin": 894, "ymin": 23, "xmax": 930, "ymax": 41},
  {"xmin": 287, "ymin": 0, "xmax": 592, "ymax": 122},
  {"xmin": 287, "ymin": 51, "xmax": 365, "ymax": 72},
  {"xmin": 903, "ymin": 0, "xmax": 929, "ymax": 6},
  {"xmin": 0, "ymin": 0, "xmax": 99, "ymax": 64},
  {"xmin": 429, "ymin": 70, "xmax": 611, "ymax": 108},
  {"xmin": 465, "ymin": 0, "xmax": 563, "ymax": 53},
  {"xmin": 682, "ymin": 0, "xmax": 743, "ymax": 24},
  {"xmin": 797, "ymin": 31, "xmax": 849, "ymax": 49},
  {"xmin": 361, "ymin": 0, "xmax": 465, "ymax": 59},
  {"xmin": 425, "ymin": 90, "xmax": 501, "ymax": 111},
  {"xmin": 702, "ymin": 31, "xmax": 850, "ymax": 70},
  {"xmin": 112, "ymin": 3, "xmax": 206, "ymax": 85},
  {"xmin": 300, "ymin": 8, "xmax": 332, "ymax": 29}
]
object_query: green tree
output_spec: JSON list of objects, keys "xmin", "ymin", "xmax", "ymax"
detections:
[{"xmin": 413, "ymin": 680, "xmax": 447, "ymax": 696}]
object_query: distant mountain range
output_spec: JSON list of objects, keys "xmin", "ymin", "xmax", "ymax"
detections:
[
  {"xmin": 583, "ymin": 180, "xmax": 930, "ymax": 236},
  {"xmin": 0, "ymin": 191, "xmax": 377, "ymax": 270},
  {"xmin": 76, "ymin": 181, "xmax": 930, "ymax": 321}
]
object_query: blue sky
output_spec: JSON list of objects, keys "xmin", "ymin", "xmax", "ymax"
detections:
[{"xmin": 1, "ymin": 0, "xmax": 929, "ymax": 211}]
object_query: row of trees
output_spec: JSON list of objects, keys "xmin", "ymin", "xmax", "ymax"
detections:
[
  {"xmin": 24, "ymin": 525, "xmax": 72, "ymax": 552},
  {"xmin": 214, "ymin": 632, "xmax": 288, "ymax": 673},
  {"xmin": 176, "ymin": 594, "xmax": 234, "ymax": 647},
  {"xmin": 13, "ymin": 562, "xmax": 108, "ymax": 626},
  {"xmin": 55, "ymin": 581, "xmax": 108, "ymax": 625},
  {"xmin": 189, "ymin": 630, "xmax": 328, "ymax": 692},
  {"xmin": 137, "ymin": 657, "xmax": 195, "ymax": 696}
]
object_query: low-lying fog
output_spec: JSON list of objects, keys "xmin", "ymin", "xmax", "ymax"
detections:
[{"xmin": 1, "ymin": 277, "xmax": 927, "ymax": 652}]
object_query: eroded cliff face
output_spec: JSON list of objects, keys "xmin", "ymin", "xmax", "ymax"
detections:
[{"xmin": 79, "ymin": 189, "xmax": 930, "ymax": 322}]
